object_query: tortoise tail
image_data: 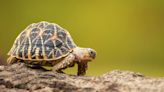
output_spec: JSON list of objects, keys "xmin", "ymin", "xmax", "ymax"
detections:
[{"xmin": 7, "ymin": 56, "xmax": 17, "ymax": 64}]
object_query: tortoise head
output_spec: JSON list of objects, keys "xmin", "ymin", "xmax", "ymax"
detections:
[{"xmin": 73, "ymin": 47, "xmax": 96, "ymax": 61}]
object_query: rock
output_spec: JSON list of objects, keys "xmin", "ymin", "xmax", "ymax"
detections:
[{"xmin": 0, "ymin": 62, "xmax": 164, "ymax": 92}]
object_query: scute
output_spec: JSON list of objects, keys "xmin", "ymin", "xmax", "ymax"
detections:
[
  {"xmin": 42, "ymin": 29, "xmax": 54, "ymax": 42},
  {"xmin": 8, "ymin": 21, "xmax": 77, "ymax": 61},
  {"xmin": 45, "ymin": 24, "xmax": 55, "ymax": 30},
  {"xmin": 57, "ymin": 30, "xmax": 67, "ymax": 42}
]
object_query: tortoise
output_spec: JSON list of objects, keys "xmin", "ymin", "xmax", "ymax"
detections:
[{"xmin": 7, "ymin": 21, "xmax": 96, "ymax": 75}]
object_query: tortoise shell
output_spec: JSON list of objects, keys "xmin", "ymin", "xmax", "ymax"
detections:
[{"xmin": 8, "ymin": 21, "xmax": 76, "ymax": 61}]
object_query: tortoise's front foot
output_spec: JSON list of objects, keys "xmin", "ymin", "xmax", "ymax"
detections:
[{"xmin": 77, "ymin": 62, "xmax": 88, "ymax": 76}]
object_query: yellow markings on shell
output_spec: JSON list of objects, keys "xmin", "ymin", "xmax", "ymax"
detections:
[
  {"xmin": 39, "ymin": 29, "xmax": 43, "ymax": 36},
  {"xmin": 35, "ymin": 48, "xmax": 40, "ymax": 60},
  {"xmin": 52, "ymin": 50, "xmax": 56, "ymax": 59},
  {"xmin": 21, "ymin": 36, "xmax": 28, "ymax": 59},
  {"xmin": 22, "ymin": 46, "xmax": 25, "ymax": 59},
  {"xmin": 26, "ymin": 30, "xmax": 31, "ymax": 37},
  {"xmin": 28, "ymin": 45, "xmax": 32, "ymax": 60},
  {"xmin": 50, "ymin": 34, "xmax": 57, "ymax": 40},
  {"xmin": 48, "ymin": 31, "xmax": 57, "ymax": 59},
  {"xmin": 27, "ymin": 32, "xmax": 32, "ymax": 60},
  {"xmin": 16, "ymin": 39, "xmax": 21, "ymax": 57},
  {"xmin": 39, "ymin": 28, "xmax": 47, "ymax": 59}
]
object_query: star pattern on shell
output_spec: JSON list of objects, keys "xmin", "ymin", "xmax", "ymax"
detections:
[{"xmin": 8, "ymin": 21, "xmax": 77, "ymax": 61}]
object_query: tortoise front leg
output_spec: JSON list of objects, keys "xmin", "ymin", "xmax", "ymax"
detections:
[
  {"xmin": 77, "ymin": 61, "xmax": 88, "ymax": 76},
  {"xmin": 52, "ymin": 54, "xmax": 75, "ymax": 73},
  {"xmin": 7, "ymin": 56, "xmax": 18, "ymax": 64}
]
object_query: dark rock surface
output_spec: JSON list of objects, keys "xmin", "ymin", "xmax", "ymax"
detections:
[{"xmin": 0, "ymin": 63, "xmax": 164, "ymax": 92}]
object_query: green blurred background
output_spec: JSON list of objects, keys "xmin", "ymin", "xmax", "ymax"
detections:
[{"xmin": 0, "ymin": 0, "xmax": 164, "ymax": 76}]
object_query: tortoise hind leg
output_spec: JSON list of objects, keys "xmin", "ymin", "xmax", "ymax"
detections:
[{"xmin": 7, "ymin": 56, "xmax": 18, "ymax": 64}]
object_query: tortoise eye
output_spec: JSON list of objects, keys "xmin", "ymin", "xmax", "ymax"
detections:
[{"xmin": 89, "ymin": 49, "xmax": 96, "ymax": 59}]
